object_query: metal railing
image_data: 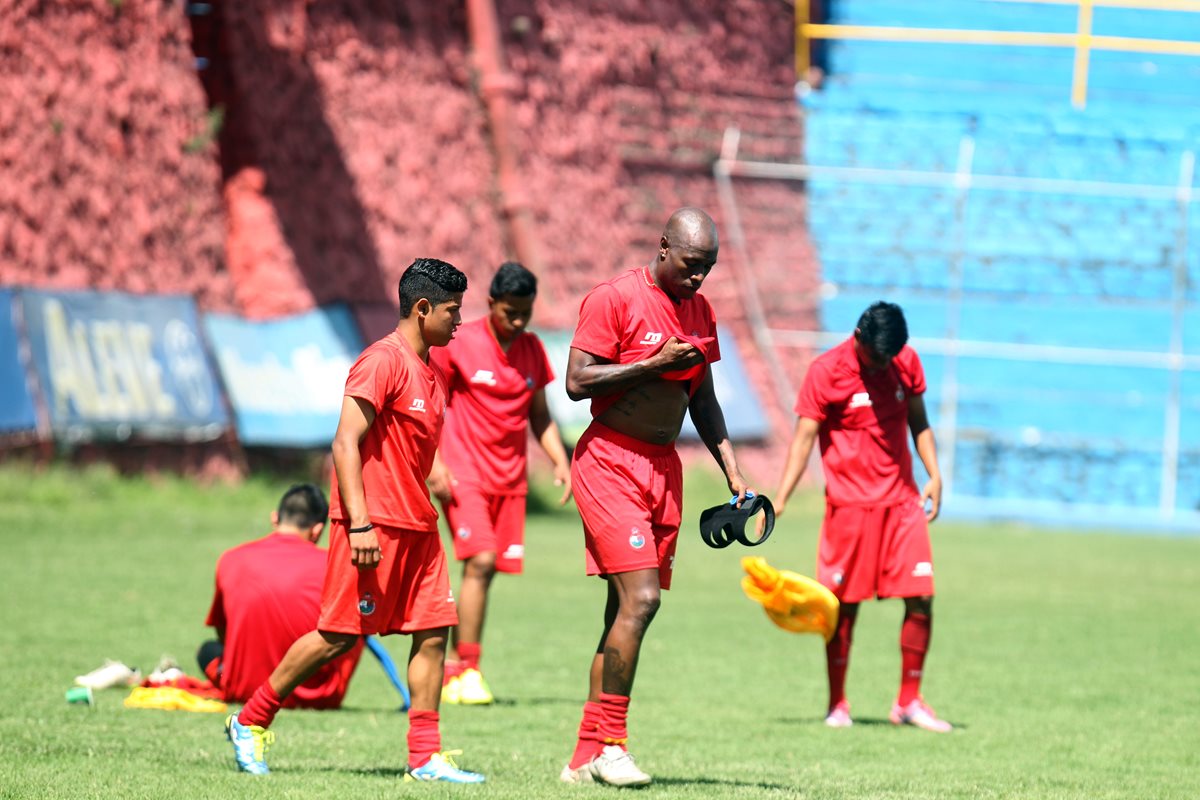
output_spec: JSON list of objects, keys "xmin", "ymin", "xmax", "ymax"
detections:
[
  {"xmin": 714, "ymin": 127, "xmax": 1199, "ymax": 525},
  {"xmin": 795, "ymin": 0, "xmax": 1200, "ymax": 108}
]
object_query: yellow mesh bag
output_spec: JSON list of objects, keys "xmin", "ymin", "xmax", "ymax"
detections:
[{"xmin": 740, "ymin": 556, "xmax": 839, "ymax": 641}]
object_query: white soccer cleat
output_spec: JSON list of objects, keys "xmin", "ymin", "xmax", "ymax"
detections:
[
  {"xmin": 589, "ymin": 745, "xmax": 651, "ymax": 787},
  {"xmin": 890, "ymin": 698, "xmax": 953, "ymax": 733},
  {"xmin": 148, "ymin": 655, "xmax": 184, "ymax": 683},
  {"xmin": 824, "ymin": 700, "xmax": 853, "ymax": 728},
  {"xmin": 559, "ymin": 763, "xmax": 595, "ymax": 784},
  {"xmin": 74, "ymin": 660, "xmax": 141, "ymax": 689}
]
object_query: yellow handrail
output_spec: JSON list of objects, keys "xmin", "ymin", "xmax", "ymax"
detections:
[{"xmin": 795, "ymin": 0, "xmax": 1200, "ymax": 108}]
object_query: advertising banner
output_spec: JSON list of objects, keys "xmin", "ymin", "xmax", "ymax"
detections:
[
  {"xmin": 19, "ymin": 289, "xmax": 228, "ymax": 441},
  {"xmin": 203, "ymin": 305, "xmax": 364, "ymax": 447},
  {"xmin": 540, "ymin": 325, "xmax": 769, "ymax": 445},
  {"xmin": 0, "ymin": 290, "xmax": 38, "ymax": 433}
]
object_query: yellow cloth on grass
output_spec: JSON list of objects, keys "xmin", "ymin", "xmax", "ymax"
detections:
[
  {"xmin": 124, "ymin": 686, "xmax": 227, "ymax": 713},
  {"xmin": 740, "ymin": 556, "xmax": 839, "ymax": 641}
]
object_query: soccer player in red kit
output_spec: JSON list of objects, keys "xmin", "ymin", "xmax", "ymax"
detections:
[
  {"xmin": 200, "ymin": 483, "xmax": 364, "ymax": 708},
  {"xmin": 560, "ymin": 208, "xmax": 753, "ymax": 786},
  {"xmin": 770, "ymin": 301, "xmax": 951, "ymax": 733},
  {"xmin": 428, "ymin": 262, "xmax": 572, "ymax": 706},
  {"xmin": 223, "ymin": 258, "xmax": 485, "ymax": 782}
]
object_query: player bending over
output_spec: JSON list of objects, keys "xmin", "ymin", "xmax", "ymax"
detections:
[{"xmin": 771, "ymin": 301, "xmax": 951, "ymax": 733}]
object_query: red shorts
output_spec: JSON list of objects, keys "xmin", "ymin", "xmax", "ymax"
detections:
[
  {"xmin": 572, "ymin": 422, "xmax": 682, "ymax": 590},
  {"xmin": 442, "ymin": 484, "xmax": 527, "ymax": 574},
  {"xmin": 817, "ymin": 499, "xmax": 935, "ymax": 603},
  {"xmin": 318, "ymin": 522, "xmax": 459, "ymax": 635}
]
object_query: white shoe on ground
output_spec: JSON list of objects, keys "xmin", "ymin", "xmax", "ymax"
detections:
[{"xmin": 589, "ymin": 744, "xmax": 652, "ymax": 787}]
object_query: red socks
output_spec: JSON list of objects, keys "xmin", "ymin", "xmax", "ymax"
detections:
[
  {"xmin": 407, "ymin": 710, "xmax": 441, "ymax": 769},
  {"xmin": 597, "ymin": 692, "xmax": 630, "ymax": 747},
  {"xmin": 456, "ymin": 642, "xmax": 482, "ymax": 672},
  {"xmin": 238, "ymin": 682, "xmax": 283, "ymax": 728},
  {"xmin": 567, "ymin": 700, "xmax": 605, "ymax": 769},
  {"xmin": 898, "ymin": 612, "xmax": 932, "ymax": 706},
  {"xmin": 825, "ymin": 611, "xmax": 857, "ymax": 711}
]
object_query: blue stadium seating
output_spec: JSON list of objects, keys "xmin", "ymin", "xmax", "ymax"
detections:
[{"xmin": 802, "ymin": 2, "xmax": 1200, "ymax": 522}]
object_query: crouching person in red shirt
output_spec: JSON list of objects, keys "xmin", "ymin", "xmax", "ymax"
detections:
[
  {"xmin": 200, "ymin": 483, "xmax": 364, "ymax": 709},
  {"xmin": 223, "ymin": 258, "xmax": 485, "ymax": 782}
]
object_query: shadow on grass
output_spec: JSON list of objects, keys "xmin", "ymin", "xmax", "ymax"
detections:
[
  {"xmin": 774, "ymin": 715, "xmax": 889, "ymax": 726},
  {"xmin": 492, "ymin": 696, "xmax": 581, "ymax": 707},
  {"xmin": 775, "ymin": 715, "xmax": 967, "ymax": 730},
  {"xmin": 654, "ymin": 775, "xmax": 796, "ymax": 792}
]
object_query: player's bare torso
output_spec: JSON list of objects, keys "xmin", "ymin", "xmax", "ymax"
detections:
[{"xmin": 596, "ymin": 378, "xmax": 690, "ymax": 445}]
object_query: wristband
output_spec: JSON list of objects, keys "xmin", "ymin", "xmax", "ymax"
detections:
[{"xmin": 348, "ymin": 523, "xmax": 374, "ymax": 533}]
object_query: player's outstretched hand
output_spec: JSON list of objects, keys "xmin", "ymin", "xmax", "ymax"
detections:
[
  {"xmin": 921, "ymin": 475, "xmax": 942, "ymax": 523},
  {"xmin": 554, "ymin": 462, "xmax": 573, "ymax": 505},
  {"xmin": 755, "ymin": 500, "xmax": 782, "ymax": 537},
  {"xmin": 349, "ymin": 528, "xmax": 382, "ymax": 569}
]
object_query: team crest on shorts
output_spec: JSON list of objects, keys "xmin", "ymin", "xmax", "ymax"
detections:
[
  {"xmin": 629, "ymin": 527, "xmax": 646, "ymax": 549},
  {"xmin": 358, "ymin": 592, "xmax": 376, "ymax": 616},
  {"xmin": 831, "ymin": 571, "xmax": 844, "ymax": 586},
  {"xmin": 457, "ymin": 527, "xmax": 471, "ymax": 540}
]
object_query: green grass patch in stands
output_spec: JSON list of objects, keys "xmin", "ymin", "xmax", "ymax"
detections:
[{"xmin": 0, "ymin": 464, "xmax": 1197, "ymax": 799}]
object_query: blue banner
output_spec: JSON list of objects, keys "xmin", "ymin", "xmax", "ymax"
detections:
[
  {"xmin": 18, "ymin": 289, "xmax": 228, "ymax": 440},
  {"xmin": 203, "ymin": 305, "xmax": 364, "ymax": 447},
  {"xmin": 541, "ymin": 325, "xmax": 769, "ymax": 445},
  {"xmin": 0, "ymin": 290, "xmax": 38, "ymax": 433}
]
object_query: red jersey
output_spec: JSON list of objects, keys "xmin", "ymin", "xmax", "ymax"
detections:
[
  {"xmin": 796, "ymin": 338, "xmax": 926, "ymax": 507},
  {"xmin": 431, "ymin": 317, "xmax": 554, "ymax": 495},
  {"xmin": 329, "ymin": 332, "xmax": 446, "ymax": 532},
  {"xmin": 571, "ymin": 267, "xmax": 721, "ymax": 417},
  {"xmin": 206, "ymin": 533, "xmax": 364, "ymax": 706}
]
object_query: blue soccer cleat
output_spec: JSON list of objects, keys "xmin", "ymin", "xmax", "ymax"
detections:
[
  {"xmin": 225, "ymin": 713, "xmax": 275, "ymax": 775},
  {"xmin": 404, "ymin": 751, "xmax": 486, "ymax": 783}
]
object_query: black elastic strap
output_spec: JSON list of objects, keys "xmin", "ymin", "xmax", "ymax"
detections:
[{"xmin": 698, "ymin": 494, "xmax": 775, "ymax": 549}]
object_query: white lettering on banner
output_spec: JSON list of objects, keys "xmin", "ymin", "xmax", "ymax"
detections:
[
  {"xmin": 217, "ymin": 344, "xmax": 352, "ymax": 414},
  {"xmin": 42, "ymin": 298, "xmax": 178, "ymax": 420},
  {"xmin": 163, "ymin": 320, "xmax": 214, "ymax": 415}
]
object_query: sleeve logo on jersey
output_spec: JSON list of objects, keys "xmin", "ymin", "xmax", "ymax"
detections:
[
  {"xmin": 469, "ymin": 370, "xmax": 498, "ymax": 386},
  {"xmin": 895, "ymin": 387, "xmax": 905, "ymax": 402},
  {"xmin": 849, "ymin": 392, "xmax": 873, "ymax": 409},
  {"xmin": 638, "ymin": 332, "xmax": 663, "ymax": 346},
  {"xmin": 408, "ymin": 398, "xmax": 427, "ymax": 413}
]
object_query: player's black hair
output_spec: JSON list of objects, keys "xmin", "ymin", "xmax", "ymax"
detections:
[
  {"xmin": 855, "ymin": 301, "xmax": 909, "ymax": 358},
  {"xmin": 489, "ymin": 261, "xmax": 537, "ymax": 299},
  {"xmin": 276, "ymin": 483, "xmax": 329, "ymax": 529},
  {"xmin": 398, "ymin": 258, "xmax": 468, "ymax": 317}
]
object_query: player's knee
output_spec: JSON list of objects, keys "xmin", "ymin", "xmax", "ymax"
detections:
[
  {"xmin": 623, "ymin": 586, "xmax": 661, "ymax": 625},
  {"xmin": 904, "ymin": 595, "xmax": 933, "ymax": 616},
  {"xmin": 465, "ymin": 551, "xmax": 498, "ymax": 580},
  {"xmin": 320, "ymin": 631, "xmax": 360, "ymax": 658}
]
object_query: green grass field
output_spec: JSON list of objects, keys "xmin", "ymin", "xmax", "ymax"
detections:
[{"xmin": 1, "ymin": 463, "xmax": 1197, "ymax": 799}]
